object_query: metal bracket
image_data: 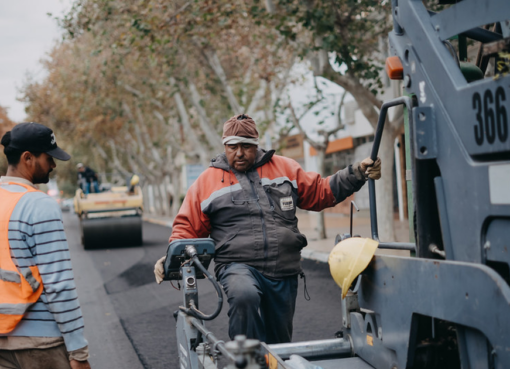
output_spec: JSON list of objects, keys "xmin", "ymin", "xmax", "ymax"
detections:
[
  {"xmin": 342, "ymin": 291, "xmax": 360, "ymax": 329},
  {"xmin": 413, "ymin": 107, "xmax": 437, "ymax": 159},
  {"xmin": 182, "ymin": 267, "xmax": 198, "ymax": 309}
]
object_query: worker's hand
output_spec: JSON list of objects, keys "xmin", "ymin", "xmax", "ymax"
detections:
[
  {"xmin": 360, "ymin": 157, "xmax": 382, "ymax": 180},
  {"xmin": 70, "ymin": 360, "xmax": 91, "ymax": 369},
  {"xmin": 154, "ymin": 256, "xmax": 166, "ymax": 284}
]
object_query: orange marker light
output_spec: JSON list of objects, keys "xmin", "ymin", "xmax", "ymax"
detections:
[{"xmin": 386, "ymin": 56, "xmax": 404, "ymax": 80}]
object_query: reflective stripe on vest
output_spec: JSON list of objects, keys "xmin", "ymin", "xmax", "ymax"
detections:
[
  {"xmin": 0, "ymin": 182, "xmax": 44, "ymax": 333},
  {"xmin": 0, "ymin": 302, "xmax": 35, "ymax": 315},
  {"xmin": 0, "ymin": 268, "xmax": 21, "ymax": 283},
  {"xmin": 21, "ymin": 267, "xmax": 41, "ymax": 292}
]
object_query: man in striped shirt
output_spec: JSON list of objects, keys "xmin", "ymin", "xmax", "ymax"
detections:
[{"xmin": 0, "ymin": 123, "xmax": 91, "ymax": 369}]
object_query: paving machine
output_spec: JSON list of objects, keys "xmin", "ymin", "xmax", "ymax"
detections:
[
  {"xmin": 74, "ymin": 175, "xmax": 143, "ymax": 249},
  {"xmin": 163, "ymin": 0, "xmax": 510, "ymax": 368}
]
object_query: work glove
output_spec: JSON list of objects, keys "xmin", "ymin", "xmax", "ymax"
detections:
[
  {"xmin": 360, "ymin": 157, "xmax": 382, "ymax": 180},
  {"xmin": 154, "ymin": 256, "xmax": 166, "ymax": 284}
]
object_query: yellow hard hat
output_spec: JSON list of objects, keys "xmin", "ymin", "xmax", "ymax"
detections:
[{"xmin": 328, "ymin": 237, "xmax": 379, "ymax": 299}]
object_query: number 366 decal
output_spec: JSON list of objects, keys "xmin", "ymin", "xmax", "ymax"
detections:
[{"xmin": 473, "ymin": 87, "xmax": 508, "ymax": 145}]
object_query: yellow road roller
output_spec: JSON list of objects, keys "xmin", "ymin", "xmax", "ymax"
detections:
[{"xmin": 74, "ymin": 176, "xmax": 143, "ymax": 249}]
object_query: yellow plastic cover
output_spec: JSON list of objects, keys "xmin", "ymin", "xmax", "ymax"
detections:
[
  {"xmin": 328, "ymin": 237, "xmax": 379, "ymax": 299},
  {"xmin": 130, "ymin": 174, "xmax": 140, "ymax": 186}
]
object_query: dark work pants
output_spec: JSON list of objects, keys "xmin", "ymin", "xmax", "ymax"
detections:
[
  {"xmin": 0, "ymin": 345, "xmax": 71, "ymax": 369},
  {"xmin": 218, "ymin": 263, "xmax": 298, "ymax": 344}
]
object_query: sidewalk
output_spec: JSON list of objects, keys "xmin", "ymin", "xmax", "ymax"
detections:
[
  {"xmin": 295, "ymin": 210, "xmax": 411, "ymax": 262},
  {"xmin": 143, "ymin": 210, "xmax": 411, "ymax": 263}
]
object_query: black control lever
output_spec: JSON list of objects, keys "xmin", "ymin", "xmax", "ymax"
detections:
[{"xmin": 179, "ymin": 245, "xmax": 223, "ymax": 321}]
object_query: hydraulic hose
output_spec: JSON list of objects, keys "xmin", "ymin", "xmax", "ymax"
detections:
[{"xmin": 179, "ymin": 246, "xmax": 223, "ymax": 321}]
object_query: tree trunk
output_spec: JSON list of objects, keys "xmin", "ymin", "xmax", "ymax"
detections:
[
  {"xmin": 202, "ymin": 48, "xmax": 243, "ymax": 113},
  {"xmin": 142, "ymin": 183, "xmax": 150, "ymax": 215},
  {"xmin": 153, "ymin": 181, "xmax": 163, "ymax": 216},
  {"xmin": 171, "ymin": 78, "xmax": 211, "ymax": 167},
  {"xmin": 147, "ymin": 184, "xmax": 155, "ymax": 214},
  {"xmin": 159, "ymin": 178, "xmax": 171, "ymax": 217},
  {"xmin": 170, "ymin": 170, "xmax": 182, "ymax": 217},
  {"xmin": 375, "ymin": 127, "xmax": 397, "ymax": 241},
  {"xmin": 186, "ymin": 82, "xmax": 223, "ymax": 151}
]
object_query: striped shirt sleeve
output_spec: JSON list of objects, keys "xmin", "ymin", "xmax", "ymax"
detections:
[{"xmin": 28, "ymin": 196, "xmax": 88, "ymax": 352}]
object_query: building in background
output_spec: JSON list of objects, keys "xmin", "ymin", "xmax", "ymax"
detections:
[
  {"xmin": 277, "ymin": 68, "xmax": 408, "ymax": 220},
  {"xmin": 280, "ymin": 134, "xmax": 305, "ymax": 167}
]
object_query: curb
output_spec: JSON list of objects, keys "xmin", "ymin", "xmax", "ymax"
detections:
[
  {"xmin": 143, "ymin": 216, "xmax": 173, "ymax": 228},
  {"xmin": 143, "ymin": 216, "xmax": 329, "ymax": 263},
  {"xmin": 301, "ymin": 249, "xmax": 329, "ymax": 263}
]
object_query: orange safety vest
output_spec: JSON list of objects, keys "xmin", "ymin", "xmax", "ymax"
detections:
[{"xmin": 0, "ymin": 182, "xmax": 44, "ymax": 333}]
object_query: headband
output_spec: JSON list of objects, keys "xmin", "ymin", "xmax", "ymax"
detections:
[{"xmin": 222, "ymin": 136, "xmax": 259, "ymax": 145}]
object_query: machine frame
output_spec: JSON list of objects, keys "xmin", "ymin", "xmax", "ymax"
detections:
[{"xmin": 166, "ymin": 1, "xmax": 510, "ymax": 368}]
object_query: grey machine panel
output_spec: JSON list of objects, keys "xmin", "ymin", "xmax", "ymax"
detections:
[
  {"xmin": 341, "ymin": 0, "xmax": 510, "ymax": 369},
  {"xmin": 389, "ymin": 0, "xmax": 510, "ymax": 264}
]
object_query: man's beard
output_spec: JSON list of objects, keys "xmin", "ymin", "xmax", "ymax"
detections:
[{"xmin": 33, "ymin": 162, "xmax": 51, "ymax": 184}]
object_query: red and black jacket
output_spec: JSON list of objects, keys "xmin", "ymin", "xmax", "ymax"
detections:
[{"xmin": 170, "ymin": 149, "xmax": 366, "ymax": 278}]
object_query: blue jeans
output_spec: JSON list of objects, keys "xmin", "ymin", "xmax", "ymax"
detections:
[
  {"xmin": 85, "ymin": 181, "xmax": 99, "ymax": 194},
  {"xmin": 218, "ymin": 263, "xmax": 298, "ymax": 344}
]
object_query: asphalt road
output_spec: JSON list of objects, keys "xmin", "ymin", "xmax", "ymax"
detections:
[{"xmin": 63, "ymin": 212, "xmax": 345, "ymax": 369}]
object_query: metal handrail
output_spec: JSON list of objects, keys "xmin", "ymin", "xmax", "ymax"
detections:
[{"xmin": 369, "ymin": 96, "xmax": 413, "ymax": 242}]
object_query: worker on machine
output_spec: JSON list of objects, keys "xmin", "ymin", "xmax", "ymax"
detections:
[
  {"xmin": 154, "ymin": 114, "xmax": 381, "ymax": 344},
  {"xmin": 0, "ymin": 123, "xmax": 91, "ymax": 369},
  {"xmin": 77, "ymin": 163, "xmax": 99, "ymax": 194}
]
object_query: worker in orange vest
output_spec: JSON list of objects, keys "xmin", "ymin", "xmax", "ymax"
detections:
[{"xmin": 0, "ymin": 123, "xmax": 91, "ymax": 369}]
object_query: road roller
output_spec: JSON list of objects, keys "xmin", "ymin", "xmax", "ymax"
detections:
[{"xmin": 74, "ymin": 175, "xmax": 143, "ymax": 249}]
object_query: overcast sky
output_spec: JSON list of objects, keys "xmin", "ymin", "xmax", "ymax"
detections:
[{"xmin": 0, "ymin": 0, "xmax": 71, "ymax": 122}]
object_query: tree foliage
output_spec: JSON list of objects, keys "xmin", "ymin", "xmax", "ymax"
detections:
[
  {"xmin": 271, "ymin": 0, "xmax": 390, "ymax": 87},
  {"xmin": 23, "ymin": 0, "xmax": 295, "ymax": 215},
  {"xmin": 22, "ymin": 0, "xmax": 399, "ymax": 237},
  {"xmin": 0, "ymin": 105, "xmax": 16, "ymax": 175}
]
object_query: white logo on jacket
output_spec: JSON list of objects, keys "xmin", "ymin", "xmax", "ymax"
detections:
[{"xmin": 280, "ymin": 196, "xmax": 294, "ymax": 211}]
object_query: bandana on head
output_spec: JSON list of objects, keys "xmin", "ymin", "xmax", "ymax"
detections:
[{"xmin": 222, "ymin": 114, "xmax": 259, "ymax": 145}]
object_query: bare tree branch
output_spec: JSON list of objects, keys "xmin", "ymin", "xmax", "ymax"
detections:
[
  {"xmin": 201, "ymin": 46, "xmax": 243, "ymax": 113},
  {"xmin": 153, "ymin": 110, "xmax": 180, "ymax": 148},
  {"xmin": 315, "ymin": 61, "xmax": 382, "ymax": 127},
  {"xmin": 184, "ymin": 81, "xmax": 223, "ymax": 150},
  {"xmin": 170, "ymin": 77, "xmax": 210, "ymax": 166},
  {"xmin": 122, "ymin": 102, "xmax": 146, "ymax": 154},
  {"xmin": 85, "ymin": 134, "xmax": 108, "ymax": 160},
  {"xmin": 122, "ymin": 83, "xmax": 165, "ymax": 109},
  {"xmin": 107, "ymin": 139, "xmax": 132, "ymax": 177},
  {"xmin": 297, "ymin": 98, "xmax": 324, "ymax": 121},
  {"xmin": 135, "ymin": 104, "xmax": 163, "ymax": 165},
  {"xmin": 166, "ymin": 2, "xmax": 191, "ymax": 24},
  {"xmin": 287, "ymin": 102, "xmax": 321, "ymax": 148},
  {"xmin": 246, "ymin": 79, "xmax": 267, "ymax": 115},
  {"xmin": 265, "ymin": 0, "xmax": 276, "ymax": 14},
  {"xmin": 122, "ymin": 83, "xmax": 143, "ymax": 98},
  {"xmin": 241, "ymin": 60, "xmax": 254, "ymax": 107},
  {"xmin": 333, "ymin": 90, "xmax": 348, "ymax": 131}
]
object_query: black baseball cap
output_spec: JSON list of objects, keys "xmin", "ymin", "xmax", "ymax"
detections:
[{"xmin": 8, "ymin": 122, "xmax": 71, "ymax": 161}]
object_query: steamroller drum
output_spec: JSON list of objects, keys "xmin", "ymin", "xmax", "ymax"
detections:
[{"xmin": 80, "ymin": 215, "xmax": 143, "ymax": 249}]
